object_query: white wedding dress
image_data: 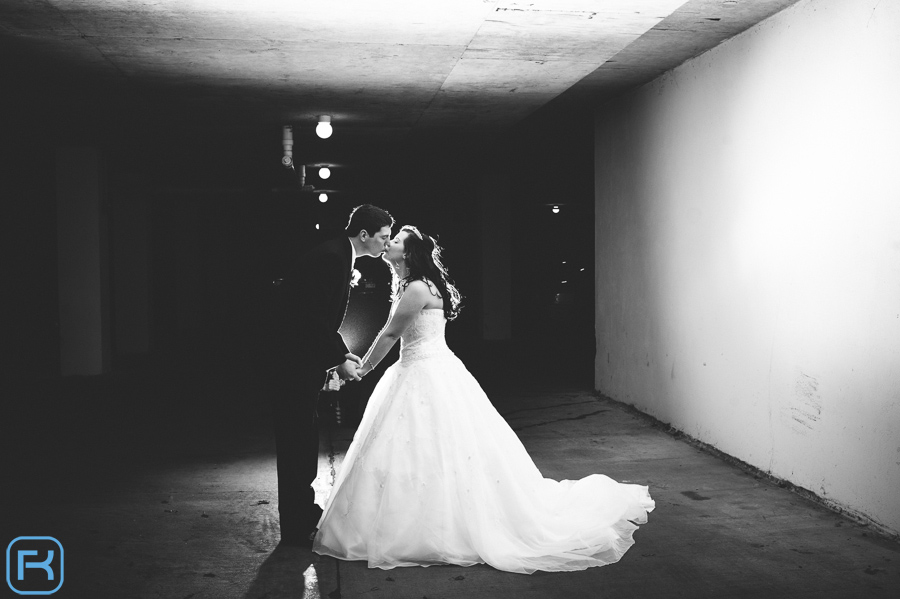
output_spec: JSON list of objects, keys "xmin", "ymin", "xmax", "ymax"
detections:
[{"xmin": 313, "ymin": 308, "xmax": 654, "ymax": 574}]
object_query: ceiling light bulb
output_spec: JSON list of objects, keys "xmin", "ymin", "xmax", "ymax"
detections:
[
  {"xmin": 316, "ymin": 115, "xmax": 333, "ymax": 139},
  {"xmin": 315, "ymin": 223, "xmax": 320, "ymax": 230},
  {"xmin": 318, "ymin": 193, "xmax": 328, "ymax": 203},
  {"xmin": 318, "ymin": 167, "xmax": 331, "ymax": 179},
  {"xmin": 552, "ymin": 205, "xmax": 560, "ymax": 214}
]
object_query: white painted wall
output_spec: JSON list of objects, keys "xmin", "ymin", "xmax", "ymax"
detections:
[{"xmin": 594, "ymin": 0, "xmax": 900, "ymax": 535}]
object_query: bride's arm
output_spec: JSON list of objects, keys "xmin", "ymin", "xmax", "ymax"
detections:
[{"xmin": 359, "ymin": 281, "xmax": 430, "ymax": 377}]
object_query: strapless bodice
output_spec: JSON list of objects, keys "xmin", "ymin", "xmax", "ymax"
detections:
[{"xmin": 399, "ymin": 309, "xmax": 454, "ymax": 364}]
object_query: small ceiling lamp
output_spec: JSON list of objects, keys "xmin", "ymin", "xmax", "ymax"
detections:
[
  {"xmin": 544, "ymin": 202, "xmax": 566, "ymax": 214},
  {"xmin": 318, "ymin": 193, "xmax": 328, "ymax": 203},
  {"xmin": 316, "ymin": 115, "xmax": 333, "ymax": 139},
  {"xmin": 315, "ymin": 223, "xmax": 320, "ymax": 230},
  {"xmin": 318, "ymin": 166, "xmax": 331, "ymax": 179}
]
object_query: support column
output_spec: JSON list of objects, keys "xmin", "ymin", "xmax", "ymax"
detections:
[{"xmin": 56, "ymin": 147, "xmax": 111, "ymax": 375}]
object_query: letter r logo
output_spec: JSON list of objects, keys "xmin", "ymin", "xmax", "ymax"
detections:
[
  {"xmin": 6, "ymin": 537, "xmax": 64, "ymax": 595},
  {"xmin": 18, "ymin": 550, "xmax": 55, "ymax": 581}
]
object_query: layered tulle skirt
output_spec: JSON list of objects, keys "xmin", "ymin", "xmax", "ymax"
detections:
[{"xmin": 313, "ymin": 351, "xmax": 654, "ymax": 574}]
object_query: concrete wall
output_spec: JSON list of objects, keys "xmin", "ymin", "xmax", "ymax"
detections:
[
  {"xmin": 112, "ymin": 188, "xmax": 151, "ymax": 358},
  {"xmin": 57, "ymin": 147, "xmax": 111, "ymax": 376},
  {"xmin": 479, "ymin": 172, "xmax": 512, "ymax": 341},
  {"xmin": 594, "ymin": 0, "xmax": 900, "ymax": 535},
  {"xmin": 0, "ymin": 127, "xmax": 60, "ymax": 377}
]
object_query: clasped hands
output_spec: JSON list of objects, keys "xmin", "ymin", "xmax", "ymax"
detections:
[{"xmin": 335, "ymin": 353, "xmax": 364, "ymax": 382}]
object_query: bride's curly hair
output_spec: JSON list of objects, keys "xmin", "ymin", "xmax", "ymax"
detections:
[{"xmin": 392, "ymin": 225, "xmax": 463, "ymax": 321}]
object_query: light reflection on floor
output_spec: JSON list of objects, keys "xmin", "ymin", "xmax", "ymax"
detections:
[{"xmin": 302, "ymin": 563, "xmax": 321, "ymax": 599}]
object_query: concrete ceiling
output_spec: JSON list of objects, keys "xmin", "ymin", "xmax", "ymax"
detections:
[{"xmin": 2, "ymin": 0, "xmax": 800, "ymax": 144}]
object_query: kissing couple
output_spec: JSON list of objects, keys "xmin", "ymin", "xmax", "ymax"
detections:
[{"xmin": 267, "ymin": 204, "xmax": 654, "ymax": 574}]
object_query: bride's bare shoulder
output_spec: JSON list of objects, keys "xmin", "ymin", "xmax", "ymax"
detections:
[
  {"xmin": 400, "ymin": 279, "xmax": 431, "ymax": 297},
  {"xmin": 408, "ymin": 278, "xmax": 441, "ymax": 296},
  {"xmin": 402, "ymin": 279, "xmax": 443, "ymax": 310}
]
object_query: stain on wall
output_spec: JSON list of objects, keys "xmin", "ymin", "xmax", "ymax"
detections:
[{"xmin": 782, "ymin": 372, "xmax": 823, "ymax": 435}]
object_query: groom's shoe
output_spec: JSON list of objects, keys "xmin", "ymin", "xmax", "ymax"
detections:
[
  {"xmin": 279, "ymin": 530, "xmax": 314, "ymax": 549},
  {"xmin": 279, "ymin": 505, "xmax": 322, "ymax": 548}
]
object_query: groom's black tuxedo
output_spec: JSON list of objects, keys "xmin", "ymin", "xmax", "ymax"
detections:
[
  {"xmin": 272, "ymin": 236, "xmax": 354, "ymax": 384},
  {"xmin": 267, "ymin": 236, "xmax": 355, "ymax": 544}
]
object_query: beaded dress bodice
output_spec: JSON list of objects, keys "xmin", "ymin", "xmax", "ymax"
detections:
[{"xmin": 399, "ymin": 309, "xmax": 453, "ymax": 364}]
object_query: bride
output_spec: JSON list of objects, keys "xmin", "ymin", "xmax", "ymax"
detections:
[{"xmin": 312, "ymin": 225, "xmax": 654, "ymax": 574}]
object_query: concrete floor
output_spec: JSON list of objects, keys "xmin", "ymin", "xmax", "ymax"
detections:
[{"xmin": 2, "ymin": 369, "xmax": 898, "ymax": 599}]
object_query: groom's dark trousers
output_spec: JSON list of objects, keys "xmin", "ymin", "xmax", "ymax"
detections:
[{"xmin": 264, "ymin": 236, "xmax": 353, "ymax": 542}]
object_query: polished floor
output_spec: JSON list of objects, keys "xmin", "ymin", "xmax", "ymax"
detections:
[{"xmin": 2, "ymin": 366, "xmax": 898, "ymax": 599}]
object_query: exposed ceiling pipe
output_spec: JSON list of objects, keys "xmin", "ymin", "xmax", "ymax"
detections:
[{"xmin": 281, "ymin": 125, "xmax": 294, "ymax": 170}]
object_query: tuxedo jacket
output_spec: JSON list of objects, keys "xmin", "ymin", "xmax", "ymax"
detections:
[{"xmin": 269, "ymin": 236, "xmax": 353, "ymax": 386}]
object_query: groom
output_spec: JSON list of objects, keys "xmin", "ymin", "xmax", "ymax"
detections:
[{"xmin": 269, "ymin": 203, "xmax": 394, "ymax": 546}]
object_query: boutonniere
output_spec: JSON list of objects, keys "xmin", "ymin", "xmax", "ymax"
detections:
[{"xmin": 350, "ymin": 269, "xmax": 362, "ymax": 288}]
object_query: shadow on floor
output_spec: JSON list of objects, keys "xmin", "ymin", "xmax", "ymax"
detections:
[{"xmin": 1, "ymin": 354, "xmax": 898, "ymax": 599}]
